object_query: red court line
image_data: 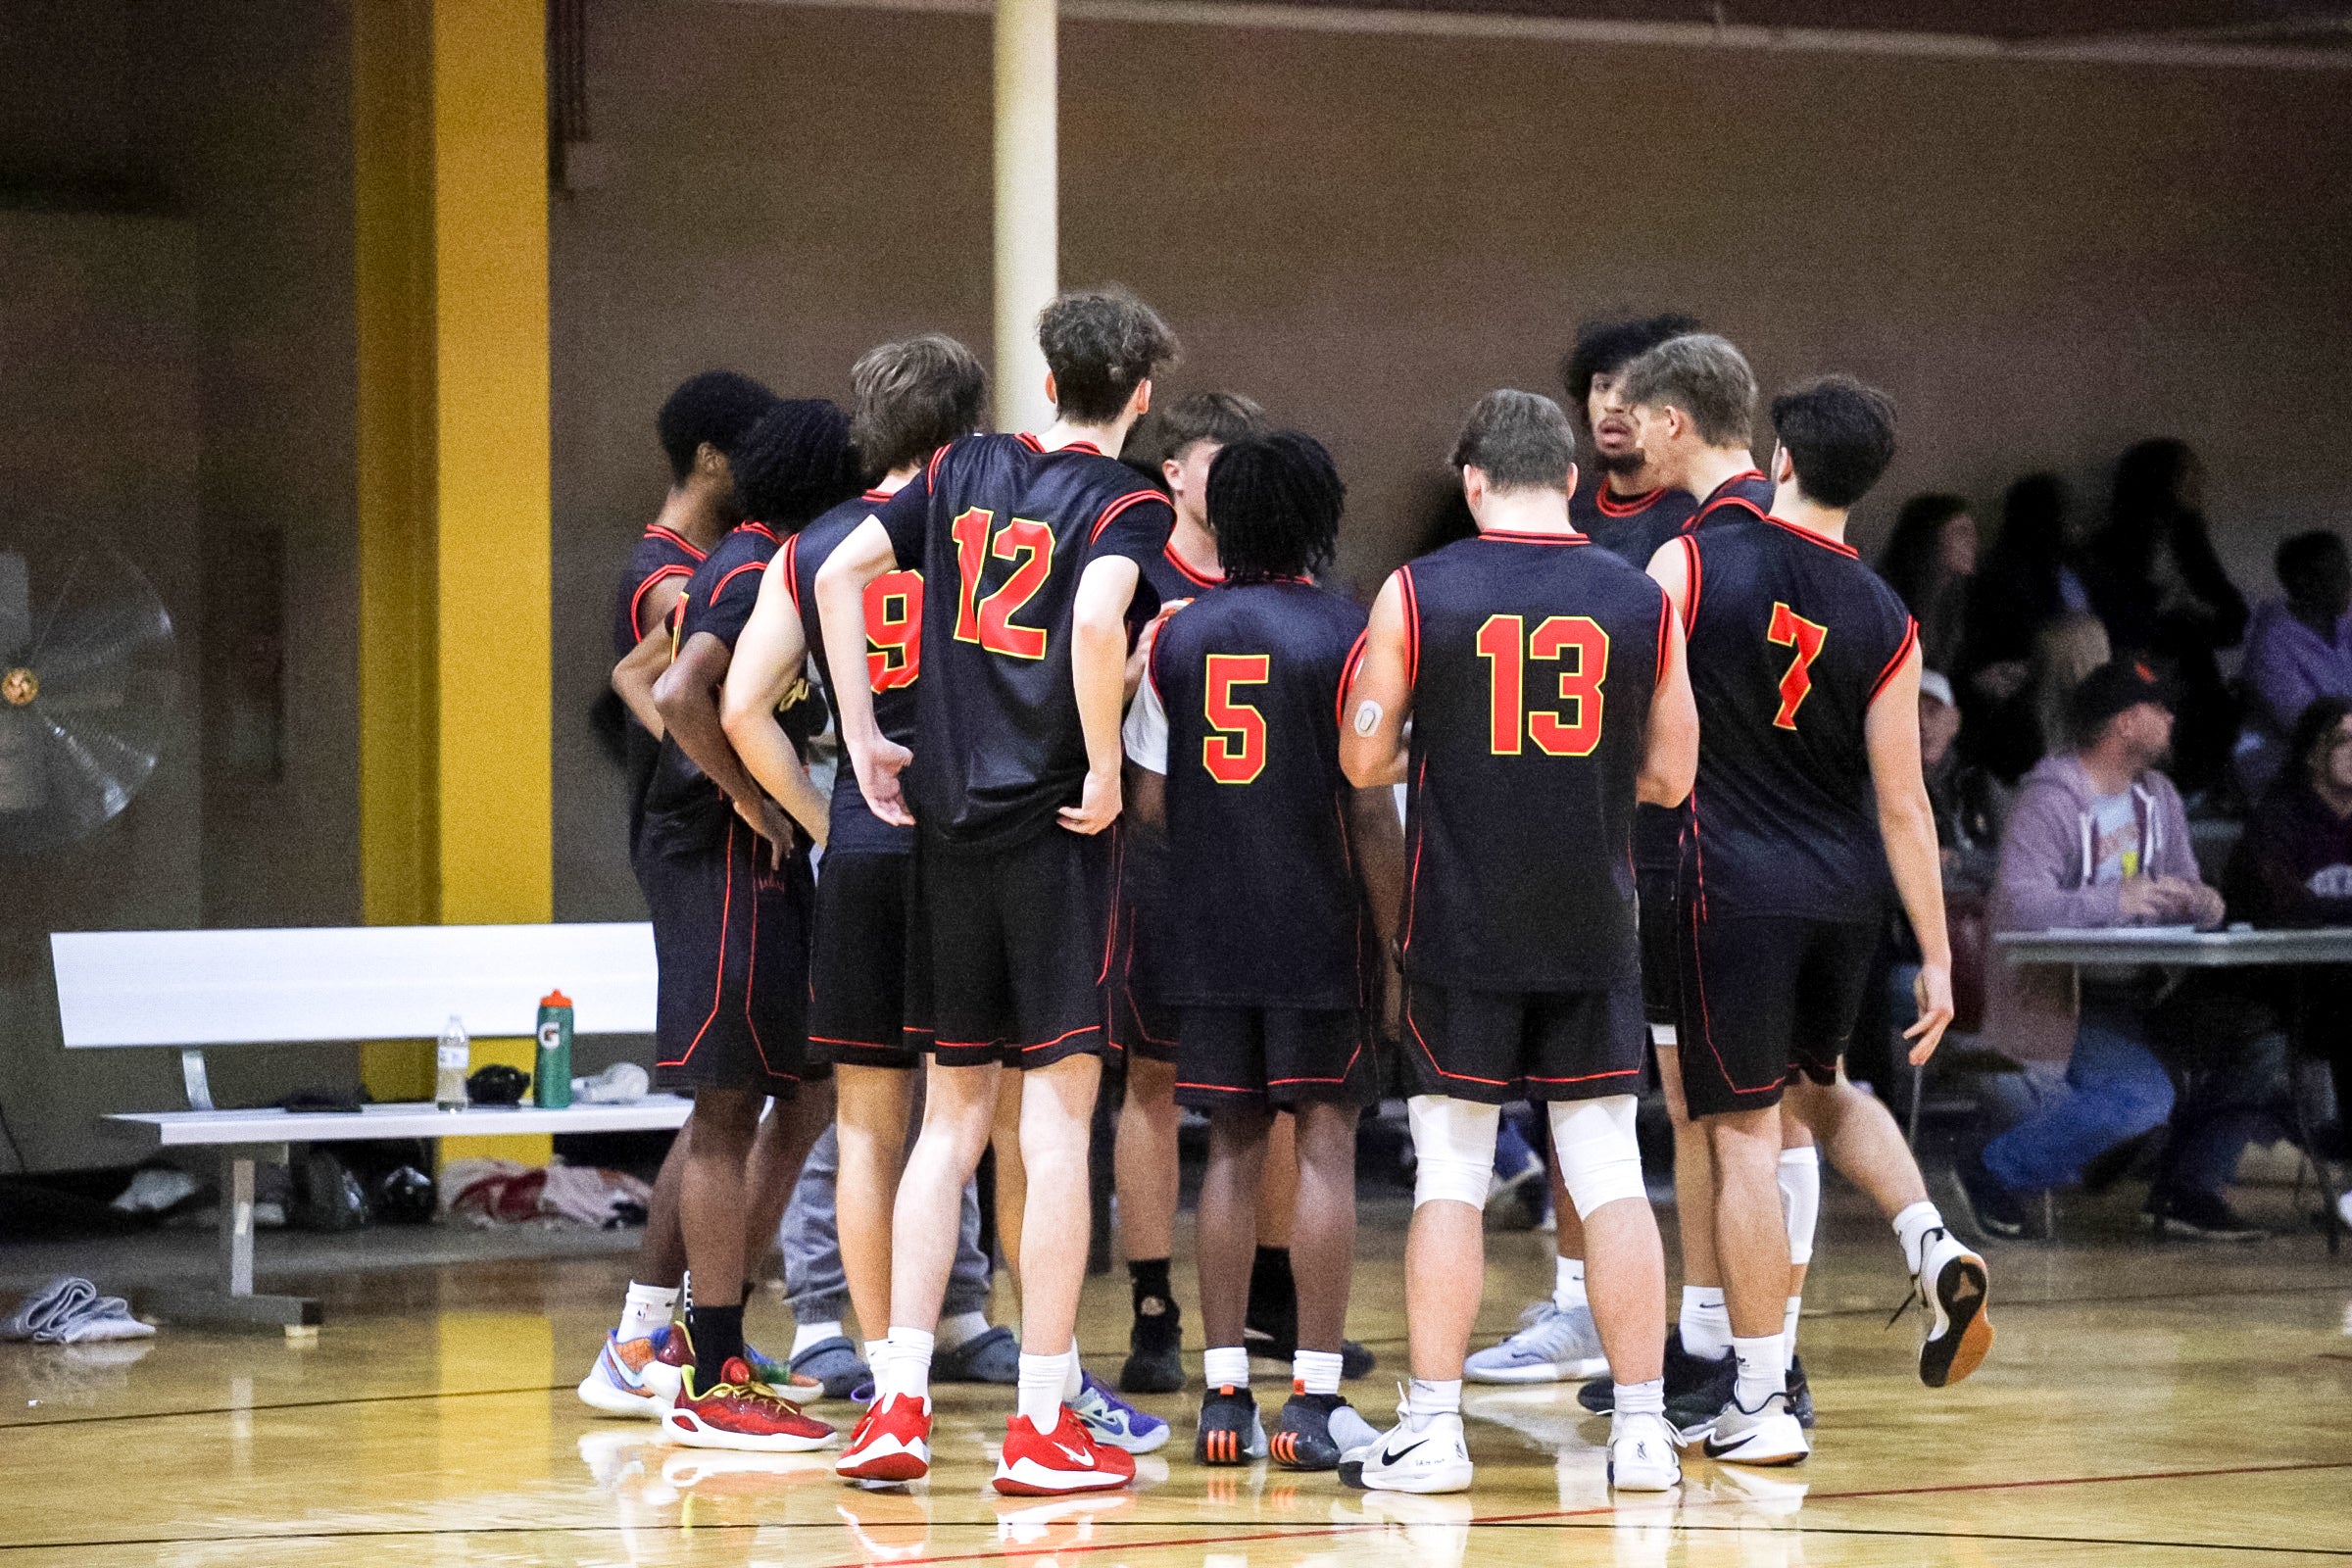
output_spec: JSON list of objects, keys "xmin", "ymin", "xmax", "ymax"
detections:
[{"xmin": 823, "ymin": 1458, "xmax": 2352, "ymax": 1568}]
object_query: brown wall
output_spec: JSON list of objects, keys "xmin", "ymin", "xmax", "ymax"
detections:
[{"xmin": 552, "ymin": 0, "xmax": 2352, "ymax": 917}]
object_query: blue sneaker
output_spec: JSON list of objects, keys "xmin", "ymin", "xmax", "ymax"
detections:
[{"xmin": 1072, "ymin": 1368, "xmax": 1169, "ymax": 1452}]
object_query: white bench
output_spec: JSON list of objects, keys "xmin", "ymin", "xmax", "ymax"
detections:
[{"xmin": 51, "ymin": 922, "xmax": 689, "ymax": 1328}]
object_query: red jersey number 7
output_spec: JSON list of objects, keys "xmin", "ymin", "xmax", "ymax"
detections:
[{"xmin": 1767, "ymin": 602, "xmax": 1828, "ymax": 730}]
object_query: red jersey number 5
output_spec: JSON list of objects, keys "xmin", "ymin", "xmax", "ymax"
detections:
[{"xmin": 1202, "ymin": 653, "xmax": 1270, "ymax": 784}]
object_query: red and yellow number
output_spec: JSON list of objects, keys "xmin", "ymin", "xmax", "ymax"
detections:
[
  {"xmin": 864, "ymin": 568, "xmax": 922, "ymax": 690},
  {"xmin": 1766, "ymin": 602, "xmax": 1829, "ymax": 730},
  {"xmin": 1202, "ymin": 653, "xmax": 1270, "ymax": 785},
  {"xmin": 1477, "ymin": 613, "xmax": 1609, "ymax": 757},
  {"xmin": 950, "ymin": 508, "xmax": 1055, "ymax": 660}
]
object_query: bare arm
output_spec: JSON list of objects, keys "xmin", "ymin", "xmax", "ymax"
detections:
[
  {"xmin": 1638, "ymin": 605, "xmax": 1697, "ymax": 807},
  {"xmin": 612, "ymin": 629, "xmax": 671, "ymax": 739},
  {"xmin": 1125, "ymin": 600, "xmax": 1184, "ymax": 704},
  {"xmin": 1127, "ymin": 763, "xmax": 1166, "ymax": 831},
  {"xmin": 814, "ymin": 516, "xmax": 912, "ymax": 827},
  {"xmin": 1340, "ymin": 574, "xmax": 1413, "ymax": 789},
  {"xmin": 1061, "ymin": 555, "xmax": 1142, "ymax": 835},
  {"xmin": 656, "ymin": 631, "xmax": 795, "ymax": 865},
  {"xmin": 719, "ymin": 563, "xmax": 829, "ymax": 849},
  {"xmin": 1865, "ymin": 644, "xmax": 1955, "ymax": 1063}
]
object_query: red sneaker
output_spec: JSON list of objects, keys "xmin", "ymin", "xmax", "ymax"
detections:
[
  {"xmin": 661, "ymin": 1357, "xmax": 835, "ymax": 1452},
  {"xmin": 993, "ymin": 1406, "xmax": 1138, "ymax": 1496},
  {"xmin": 836, "ymin": 1391, "xmax": 933, "ymax": 1482}
]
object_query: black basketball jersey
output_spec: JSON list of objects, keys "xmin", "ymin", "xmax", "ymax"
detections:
[
  {"xmin": 1131, "ymin": 539, "xmax": 1223, "ymax": 623},
  {"xmin": 874, "ymin": 432, "xmax": 1175, "ymax": 848},
  {"xmin": 639, "ymin": 520, "xmax": 783, "ymax": 855},
  {"xmin": 1147, "ymin": 581, "xmax": 1370, "ymax": 1009},
  {"xmin": 1677, "ymin": 516, "xmax": 1917, "ymax": 919},
  {"xmin": 1120, "ymin": 540, "xmax": 1224, "ymax": 940},
  {"xmin": 1400, "ymin": 531, "xmax": 1669, "ymax": 991},
  {"xmin": 787, "ymin": 491, "xmax": 920, "ymax": 856},
  {"xmin": 613, "ymin": 524, "xmax": 708, "ymax": 661},
  {"xmin": 1683, "ymin": 468, "xmax": 1776, "ymax": 533},
  {"xmin": 1570, "ymin": 472, "xmax": 1698, "ymax": 570}
]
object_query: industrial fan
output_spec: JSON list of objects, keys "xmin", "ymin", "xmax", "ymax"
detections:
[{"xmin": 0, "ymin": 537, "xmax": 178, "ymax": 856}]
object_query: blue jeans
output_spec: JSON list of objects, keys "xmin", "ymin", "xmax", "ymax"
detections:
[
  {"xmin": 777, "ymin": 1122, "xmax": 992, "ymax": 1324},
  {"xmin": 1983, "ymin": 1001, "xmax": 2278, "ymax": 1199}
]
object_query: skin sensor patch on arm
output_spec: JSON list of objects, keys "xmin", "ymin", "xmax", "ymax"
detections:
[{"xmin": 1353, "ymin": 700, "xmax": 1384, "ymax": 737}]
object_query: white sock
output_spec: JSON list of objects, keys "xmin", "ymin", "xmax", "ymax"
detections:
[
  {"xmin": 1293, "ymin": 1348, "xmax": 1343, "ymax": 1396},
  {"xmin": 1732, "ymin": 1334, "xmax": 1786, "ymax": 1410},
  {"xmin": 618, "ymin": 1282, "xmax": 678, "ymax": 1342},
  {"xmin": 1204, "ymin": 1345, "xmax": 1250, "ymax": 1392},
  {"xmin": 862, "ymin": 1338, "xmax": 888, "ymax": 1375},
  {"xmin": 789, "ymin": 1319, "xmax": 842, "ymax": 1359},
  {"xmin": 937, "ymin": 1309, "xmax": 991, "ymax": 1351},
  {"xmin": 1893, "ymin": 1200, "xmax": 1945, "ymax": 1279},
  {"xmin": 1680, "ymin": 1285, "xmax": 1732, "ymax": 1360},
  {"xmin": 1782, "ymin": 1297, "xmax": 1802, "ymax": 1371},
  {"xmin": 1402, "ymin": 1376, "xmax": 1461, "ymax": 1429},
  {"xmin": 1061, "ymin": 1337, "xmax": 1085, "ymax": 1400},
  {"xmin": 1779, "ymin": 1146, "xmax": 1821, "ymax": 1266},
  {"xmin": 878, "ymin": 1327, "xmax": 933, "ymax": 1403},
  {"xmin": 1612, "ymin": 1376, "xmax": 1665, "ymax": 1418},
  {"xmin": 1553, "ymin": 1255, "xmax": 1589, "ymax": 1312},
  {"xmin": 1017, "ymin": 1348, "xmax": 1073, "ymax": 1430}
]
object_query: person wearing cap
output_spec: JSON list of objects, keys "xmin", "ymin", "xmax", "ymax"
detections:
[
  {"xmin": 1961, "ymin": 660, "xmax": 2273, "ymax": 1243},
  {"xmin": 1920, "ymin": 668, "xmax": 2006, "ymax": 895}
]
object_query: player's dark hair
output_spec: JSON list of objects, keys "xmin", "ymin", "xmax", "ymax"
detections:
[
  {"xmin": 1121, "ymin": 391, "xmax": 1269, "ymax": 482},
  {"xmin": 2288, "ymin": 694, "xmax": 2352, "ymax": 795},
  {"xmin": 1559, "ymin": 313, "xmax": 1701, "ymax": 425},
  {"xmin": 2275, "ymin": 529, "xmax": 2347, "ymax": 598},
  {"xmin": 851, "ymin": 334, "xmax": 987, "ymax": 478},
  {"xmin": 733, "ymin": 398, "xmax": 859, "ymax": 529},
  {"xmin": 1037, "ymin": 287, "xmax": 1181, "ymax": 423},
  {"xmin": 1449, "ymin": 390, "xmax": 1578, "ymax": 493},
  {"xmin": 1621, "ymin": 334, "xmax": 1756, "ymax": 449},
  {"xmin": 1207, "ymin": 431, "xmax": 1345, "ymax": 585},
  {"xmin": 657, "ymin": 370, "xmax": 777, "ymax": 483},
  {"xmin": 1770, "ymin": 375, "xmax": 1898, "ymax": 510}
]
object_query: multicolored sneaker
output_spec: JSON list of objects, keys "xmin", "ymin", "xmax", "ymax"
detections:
[
  {"xmin": 577, "ymin": 1328, "xmax": 673, "ymax": 1416},
  {"xmin": 743, "ymin": 1341, "xmax": 826, "ymax": 1400},
  {"xmin": 994, "ymin": 1406, "xmax": 1138, "ymax": 1495},
  {"xmin": 1269, "ymin": 1390, "xmax": 1378, "ymax": 1471},
  {"xmin": 1072, "ymin": 1369, "xmax": 1170, "ymax": 1453},
  {"xmin": 661, "ymin": 1356, "xmax": 835, "ymax": 1452},
  {"xmin": 835, "ymin": 1391, "xmax": 933, "ymax": 1482}
]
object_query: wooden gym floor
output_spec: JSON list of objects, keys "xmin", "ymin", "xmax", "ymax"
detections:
[{"xmin": 6, "ymin": 1185, "xmax": 2350, "ymax": 1566}]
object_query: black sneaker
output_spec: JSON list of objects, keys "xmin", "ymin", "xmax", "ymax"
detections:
[
  {"xmin": 1269, "ymin": 1391, "xmax": 1379, "ymax": 1470},
  {"xmin": 1786, "ymin": 1352, "xmax": 1815, "ymax": 1429},
  {"xmin": 1120, "ymin": 1296, "xmax": 1186, "ymax": 1394},
  {"xmin": 1953, "ymin": 1146, "xmax": 2033, "ymax": 1241},
  {"xmin": 1242, "ymin": 1313, "xmax": 1373, "ymax": 1380},
  {"xmin": 1577, "ymin": 1325, "xmax": 1723, "ymax": 1415},
  {"xmin": 1194, "ymin": 1383, "xmax": 1266, "ymax": 1465},
  {"xmin": 2143, "ymin": 1189, "xmax": 2266, "ymax": 1243},
  {"xmin": 1665, "ymin": 1348, "xmax": 1739, "ymax": 1441}
]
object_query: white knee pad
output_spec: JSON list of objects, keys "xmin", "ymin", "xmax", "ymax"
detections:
[
  {"xmin": 1407, "ymin": 1095, "xmax": 1499, "ymax": 1209},
  {"xmin": 1778, "ymin": 1145, "xmax": 1821, "ymax": 1265},
  {"xmin": 1548, "ymin": 1094, "xmax": 1646, "ymax": 1219}
]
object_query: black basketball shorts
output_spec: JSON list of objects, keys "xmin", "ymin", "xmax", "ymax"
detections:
[
  {"xmin": 1173, "ymin": 1005, "xmax": 1375, "ymax": 1111},
  {"xmin": 807, "ymin": 849, "xmax": 921, "ymax": 1070},
  {"xmin": 1637, "ymin": 868, "xmax": 1681, "ymax": 1028},
  {"xmin": 639, "ymin": 817, "xmax": 825, "ymax": 1098},
  {"xmin": 1674, "ymin": 907, "xmax": 1875, "ymax": 1118},
  {"xmin": 910, "ymin": 825, "xmax": 1114, "ymax": 1069},
  {"xmin": 1400, "ymin": 976, "xmax": 1646, "ymax": 1105},
  {"xmin": 1107, "ymin": 889, "xmax": 1180, "ymax": 1064}
]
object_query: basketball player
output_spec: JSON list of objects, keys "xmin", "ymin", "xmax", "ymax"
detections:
[
  {"xmin": 1649, "ymin": 374, "xmax": 1987, "ymax": 1466},
  {"xmin": 821, "ymin": 288, "xmax": 1179, "ymax": 1495},
  {"xmin": 1339, "ymin": 390, "xmax": 1695, "ymax": 1495},
  {"xmin": 720, "ymin": 333, "xmax": 996, "ymax": 1400},
  {"xmin": 1470, "ymin": 314, "xmax": 1700, "ymax": 1387},
  {"xmin": 626, "ymin": 399, "xmax": 859, "ymax": 1449},
  {"xmin": 1121, "ymin": 431, "xmax": 1400, "ymax": 1469}
]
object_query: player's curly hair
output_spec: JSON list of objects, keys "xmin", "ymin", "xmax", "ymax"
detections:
[
  {"xmin": 1038, "ymin": 288, "xmax": 1181, "ymax": 423},
  {"xmin": 657, "ymin": 370, "xmax": 777, "ymax": 482},
  {"xmin": 733, "ymin": 398, "xmax": 860, "ymax": 528},
  {"xmin": 1206, "ymin": 431, "xmax": 1345, "ymax": 585},
  {"xmin": 1559, "ymin": 313, "xmax": 1699, "ymax": 426},
  {"xmin": 851, "ymin": 334, "xmax": 987, "ymax": 477}
]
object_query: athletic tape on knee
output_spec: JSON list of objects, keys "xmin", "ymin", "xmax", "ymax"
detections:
[
  {"xmin": 1547, "ymin": 1094, "xmax": 1646, "ymax": 1219},
  {"xmin": 1407, "ymin": 1095, "xmax": 1499, "ymax": 1209},
  {"xmin": 1778, "ymin": 1145, "xmax": 1821, "ymax": 1265}
]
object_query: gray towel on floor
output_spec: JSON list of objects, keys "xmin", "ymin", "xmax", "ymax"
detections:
[{"xmin": 1, "ymin": 1275, "xmax": 156, "ymax": 1344}]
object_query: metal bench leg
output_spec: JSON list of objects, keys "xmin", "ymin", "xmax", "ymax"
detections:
[{"xmin": 148, "ymin": 1149, "xmax": 321, "ymax": 1331}]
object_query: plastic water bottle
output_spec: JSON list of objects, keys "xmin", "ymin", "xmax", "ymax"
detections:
[
  {"xmin": 534, "ymin": 991, "xmax": 574, "ymax": 1109},
  {"xmin": 435, "ymin": 1016, "xmax": 470, "ymax": 1111}
]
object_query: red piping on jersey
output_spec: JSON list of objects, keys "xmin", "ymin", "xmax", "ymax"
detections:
[
  {"xmin": 1017, "ymin": 432, "xmax": 1104, "ymax": 456},
  {"xmin": 860, "ymin": 488, "xmax": 893, "ymax": 503},
  {"xmin": 738, "ymin": 520, "xmax": 781, "ymax": 544},
  {"xmin": 1400, "ymin": 756, "xmax": 1427, "ymax": 956},
  {"xmin": 1525, "ymin": 1066, "xmax": 1642, "ymax": 1085},
  {"xmin": 1092, "ymin": 489, "xmax": 1169, "ymax": 546},
  {"xmin": 710, "ymin": 560, "xmax": 765, "ymax": 606},
  {"xmin": 1338, "ymin": 629, "xmax": 1371, "ymax": 729},
  {"xmin": 1098, "ymin": 824, "xmax": 1125, "ymax": 985},
  {"xmin": 1022, "ymin": 1022, "xmax": 1102, "ymax": 1054},
  {"xmin": 778, "ymin": 533, "xmax": 802, "ymax": 616},
  {"xmin": 1653, "ymin": 594, "xmax": 1672, "ymax": 691},
  {"xmin": 666, "ymin": 818, "xmax": 739, "ymax": 1068},
  {"xmin": 1678, "ymin": 535, "xmax": 1703, "ymax": 635},
  {"xmin": 1595, "ymin": 484, "xmax": 1666, "ymax": 518},
  {"xmin": 1870, "ymin": 617, "xmax": 1922, "ymax": 705},
  {"xmin": 1478, "ymin": 530, "xmax": 1588, "ymax": 546},
  {"xmin": 1396, "ymin": 565, "xmax": 1421, "ymax": 690},
  {"xmin": 629, "ymin": 564, "xmax": 693, "ymax": 642},
  {"xmin": 1164, "ymin": 542, "xmax": 1222, "ymax": 587},
  {"xmin": 809, "ymin": 1033, "xmax": 903, "ymax": 1052},
  {"xmin": 926, "ymin": 444, "xmax": 952, "ymax": 488},
  {"xmin": 1764, "ymin": 514, "xmax": 1860, "ymax": 560},
  {"xmin": 1405, "ymin": 997, "xmax": 1511, "ymax": 1088},
  {"xmin": 1681, "ymin": 471, "xmax": 1771, "ymax": 534},
  {"xmin": 645, "ymin": 524, "xmax": 708, "ymax": 562},
  {"xmin": 1684, "ymin": 844, "xmax": 1792, "ymax": 1099}
]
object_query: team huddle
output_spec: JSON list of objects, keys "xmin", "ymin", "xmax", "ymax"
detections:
[{"xmin": 585, "ymin": 290, "xmax": 1996, "ymax": 1499}]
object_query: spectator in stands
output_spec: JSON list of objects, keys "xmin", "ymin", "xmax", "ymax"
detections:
[
  {"xmin": 1921, "ymin": 669, "xmax": 2005, "ymax": 894},
  {"xmin": 2234, "ymin": 531, "xmax": 2352, "ymax": 801},
  {"xmin": 1881, "ymin": 494, "xmax": 1979, "ymax": 674},
  {"xmin": 1963, "ymin": 661, "xmax": 2273, "ymax": 1243},
  {"xmin": 1959, "ymin": 472, "xmax": 2082, "ymax": 716},
  {"xmin": 1972, "ymin": 612, "xmax": 2111, "ymax": 785},
  {"xmin": 2225, "ymin": 695, "xmax": 2352, "ymax": 1153},
  {"xmin": 2079, "ymin": 439, "xmax": 2248, "ymax": 797}
]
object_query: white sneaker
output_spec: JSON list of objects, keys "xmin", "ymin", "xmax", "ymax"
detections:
[
  {"xmin": 1343, "ymin": 1410, "xmax": 1474, "ymax": 1494},
  {"xmin": 1464, "ymin": 1299, "xmax": 1608, "ymax": 1384},
  {"xmin": 1915, "ymin": 1227, "xmax": 1994, "ymax": 1389},
  {"xmin": 1700, "ymin": 1393, "xmax": 1809, "ymax": 1466},
  {"xmin": 1606, "ymin": 1411, "xmax": 1681, "ymax": 1492}
]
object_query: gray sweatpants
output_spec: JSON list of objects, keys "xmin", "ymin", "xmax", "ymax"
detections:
[{"xmin": 777, "ymin": 1121, "xmax": 993, "ymax": 1325}]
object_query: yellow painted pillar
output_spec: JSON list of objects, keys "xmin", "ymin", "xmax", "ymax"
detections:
[{"xmin": 355, "ymin": 0, "xmax": 553, "ymax": 1165}]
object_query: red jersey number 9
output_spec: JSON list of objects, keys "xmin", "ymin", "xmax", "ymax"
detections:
[
  {"xmin": 1202, "ymin": 653, "xmax": 1270, "ymax": 785},
  {"xmin": 1477, "ymin": 613, "xmax": 1609, "ymax": 758},
  {"xmin": 864, "ymin": 568, "xmax": 922, "ymax": 691}
]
